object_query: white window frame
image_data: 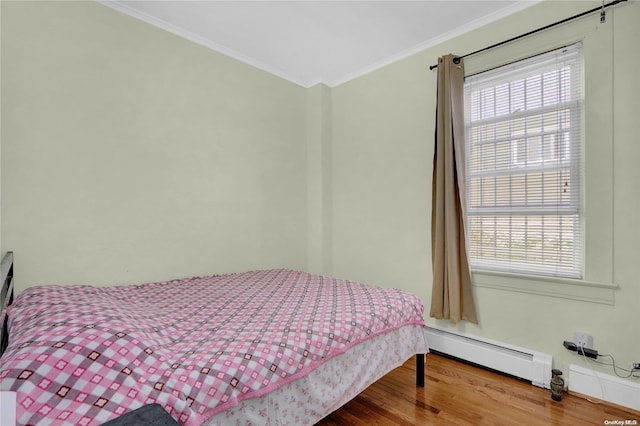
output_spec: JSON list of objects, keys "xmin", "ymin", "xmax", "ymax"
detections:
[{"xmin": 464, "ymin": 44, "xmax": 584, "ymax": 280}]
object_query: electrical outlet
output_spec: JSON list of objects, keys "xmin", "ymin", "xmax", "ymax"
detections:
[{"xmin": 574, "ymin": 332, "xmax": 593, "ymax": 349}]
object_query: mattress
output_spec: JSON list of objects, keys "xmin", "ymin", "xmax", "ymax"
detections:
[{"xmin": 0, "ymin": 269, "xmax": 427, "ymax": 425}]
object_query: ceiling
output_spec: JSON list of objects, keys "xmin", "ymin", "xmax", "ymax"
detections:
[{"xmin": 99, "ymin": 1, "xmax": 540, "ymax": 88}]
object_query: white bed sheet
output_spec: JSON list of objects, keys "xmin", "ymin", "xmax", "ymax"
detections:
[{"xmin": 203, "ymin": 324, "xmax": 428, "ymax": 425}]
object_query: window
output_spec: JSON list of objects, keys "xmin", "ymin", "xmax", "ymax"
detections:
[{"xmin": 464, "ymin": 44, "xmax": 583, "ymax": 279}]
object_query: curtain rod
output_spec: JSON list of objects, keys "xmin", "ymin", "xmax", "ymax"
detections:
[{"xmin": 429, "ymin": 0, "xmax": 627, "ymax": 71}]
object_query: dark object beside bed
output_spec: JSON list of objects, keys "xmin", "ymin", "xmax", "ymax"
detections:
[{"xmin": 100, "ymin": 404, "xmax": 180, "ymax": 426}]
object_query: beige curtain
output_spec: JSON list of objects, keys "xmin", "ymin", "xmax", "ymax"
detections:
[{"xmin": 430, "ymin": 55, "xmax": 478, "ymax": 324}]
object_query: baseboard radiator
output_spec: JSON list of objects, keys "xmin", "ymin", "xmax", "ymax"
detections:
[{"xmin": 425, "ymin": 326, "xmax": 553, "ymax": 388}]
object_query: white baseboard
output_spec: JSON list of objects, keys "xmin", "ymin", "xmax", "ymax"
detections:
[
  {"xmin": 569, "ymin": 364, "xmax": 640, "ymax": 411},
  {"xmin": 425, "ymin": 325, "xmax": 553, "ymax": 388}
]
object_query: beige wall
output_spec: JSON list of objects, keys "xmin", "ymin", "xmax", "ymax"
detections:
[
  {"xmin": 330, "ymin": 0, "xmax": 640, "ymax": 381},
  {"xmin": 0, "ymin": 0, "xmax": 3, "ymax": 260},
  {"xmin": 2, "ymin": 0, "xmax": 639, "ymax": 387},
  {"xmin": 1, "ymin": 1, "xmax": 308, "ymax": 291},
  {"xmin": 305, "ymin": 83, "xmax": 333, "ymax": 276}
]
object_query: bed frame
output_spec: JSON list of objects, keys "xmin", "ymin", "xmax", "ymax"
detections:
[
  {"xmin": 1, "ymin": 251, "xmax": 14, "ymax": 356},
  {"xmin": 0, "ymin": 250, "xmax": 425, "ymax": 387}
]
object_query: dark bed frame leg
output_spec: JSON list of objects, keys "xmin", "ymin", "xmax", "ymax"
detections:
[{"xmin": 416, "ymin": 353, "xmax": 425, "ymax": 387}]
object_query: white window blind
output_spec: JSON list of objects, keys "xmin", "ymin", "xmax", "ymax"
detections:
[{"xmin": 464, "ymin": 43, "xmax": 583, "ymax": 279}]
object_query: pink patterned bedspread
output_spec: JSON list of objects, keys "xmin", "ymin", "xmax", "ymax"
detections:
[{"xmin": 0, "ymin": 269, "xmax": 426, "ymax": 425}]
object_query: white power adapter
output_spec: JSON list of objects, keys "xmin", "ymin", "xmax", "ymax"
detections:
[{"xmin": 574, "ymin": 332, "xmax": 594, "ymax": 349}]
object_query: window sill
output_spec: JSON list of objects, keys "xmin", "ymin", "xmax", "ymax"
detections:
[{"xmin": 471, "ymin": 269, "xmax": 618, "ymax": 305}]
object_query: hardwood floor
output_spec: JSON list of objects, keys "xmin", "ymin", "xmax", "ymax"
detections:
[{"xmin": 316, "ymin": 352, "xmax": 639, "ymax": 425}]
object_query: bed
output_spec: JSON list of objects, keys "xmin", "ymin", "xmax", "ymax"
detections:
[{"xmin": 0, "ymin": 252, "xmax": 428, "ymax": 425}]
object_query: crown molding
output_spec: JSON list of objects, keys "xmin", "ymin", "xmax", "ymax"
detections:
[
  {"xmin": 328, "ymin": 0, "xmax": 543, "ymax": 87},
  {"xmin": 97, "ymin": 0, "xmax": 316, "ymax": 88},
  {"xmin": 98, "ymin": 0, "xmax": 542, "ymax": 89}
]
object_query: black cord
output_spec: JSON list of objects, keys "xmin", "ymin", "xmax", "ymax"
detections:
[{"xmin": 591, "ymin": 354, "xmax": 640, "ymax": 379}]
